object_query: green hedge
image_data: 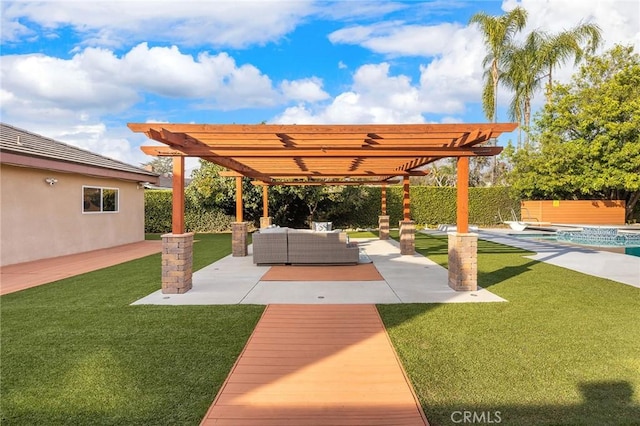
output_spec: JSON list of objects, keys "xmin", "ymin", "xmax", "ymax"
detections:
[
  {"xmin": 362, "ymin": 186, "xmax": 519, "ymax": 228},
  {"xmin": 145, "ymin": 187, "xmax": 520, "ymax": 231},
  {"xmin": 144, "ymin": 190, "xmax": 173, "ymax": 233},
  {"xmin": 144, "ymin": 190, "xmax": 233, "ymax": 233}
]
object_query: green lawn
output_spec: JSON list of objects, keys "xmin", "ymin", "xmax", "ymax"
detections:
[
  {"xmin": 0, "ymin": 234, "xmax": 264, "ymax": 425},
  {"xmin": 379, "ymin": 232, "xmax": 640, "ymax": 425},
  {"xmin": 3, "ymin": 231, "xmax": 639, "ymax": 425}
]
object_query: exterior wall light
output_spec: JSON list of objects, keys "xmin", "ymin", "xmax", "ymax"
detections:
[{"xmin": 44, "ymin": 177, "xmax": 58, "ymax": 186}]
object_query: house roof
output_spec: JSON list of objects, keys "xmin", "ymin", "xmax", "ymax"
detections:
[
  {"xmin": 1, "ymin": 123, "xmax": 158, "ymax": 183},
  {"xmin": 144, "ymin": 174, "xmax": 192, "ymax": 189},
  {"xmin": 128, "ymin": 122, "xmax": 518, "ymax": 185}
]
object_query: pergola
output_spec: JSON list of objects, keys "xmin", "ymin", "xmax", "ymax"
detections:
[{"xmin": 129, "ymin": 122, "xmax": 518, "ymax": 294}]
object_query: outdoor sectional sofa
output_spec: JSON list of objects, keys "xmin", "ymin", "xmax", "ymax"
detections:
[{"xmin": 252, "ymin": 227, "xmax": 359, "ymax": 265}]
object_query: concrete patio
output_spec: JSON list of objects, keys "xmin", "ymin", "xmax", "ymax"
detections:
[
  {"xmin": 132, "ymin": 237, "xmax": 506, "ymax": 305},
  {"xmin": 470, "ymin": 228, "xmax": 640, "ymax": 288}
]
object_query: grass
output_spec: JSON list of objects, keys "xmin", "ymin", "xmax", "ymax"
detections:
[
  {"xmin": 378, "ymin": 231, "xmax": 640, "ymax": 425},
  {"xmin": 3, "ymin": 230, "xmax": 639, "ymax": 425},
  {"xmin": 0, "ymin": 233, "xmax": 264, "ymax": 425}
]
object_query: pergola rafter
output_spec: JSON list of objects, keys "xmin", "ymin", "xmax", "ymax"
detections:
[{"xmin": 130, "ymin": 123, "xmax": 516, "ymax": 183}]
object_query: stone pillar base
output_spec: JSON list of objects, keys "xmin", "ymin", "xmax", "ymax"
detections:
[
  {"xmin": 378, "ymin": 215, "xmax": 390, "ymax": 240},
  {"xmin": 232, "ymin": 222, "xmax": 248, "ymax": 257},
  {"xmin": 260, "ymin": 217, "xmax": 273, "ymax": 229},
  {"xmin": 399, "ymin": 220, "xmax": 415, "ymax": 255},
  {"xmin": 161, "ymin": 232, "xmax": 194, "ymax": 294},
  {"xmin": 448, "ymin": 232, "xmax": 478, "ymax": 291}
]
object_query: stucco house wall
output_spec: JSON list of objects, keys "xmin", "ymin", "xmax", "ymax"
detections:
[
  {"xmin": 0, "ymin": 123, "xmax": 158, "ymax": 266},
  {"xmin": 1, "ymin": 165, "xmax": 146, "ymax": 265}
]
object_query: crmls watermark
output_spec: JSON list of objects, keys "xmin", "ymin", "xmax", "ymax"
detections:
[{"xmin": 451, "ymin": 410, "xmax": 502, "ymax": 424}]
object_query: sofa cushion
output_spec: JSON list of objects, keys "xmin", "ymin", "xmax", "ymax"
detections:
[{"xmin": 259, "ymin": 226, "xmax": 288, "ymax": 233}]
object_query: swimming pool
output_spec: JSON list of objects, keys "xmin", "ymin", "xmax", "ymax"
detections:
[{"xmin": 506, "ymin": 230, "xmax": 640, "ymax": 258}]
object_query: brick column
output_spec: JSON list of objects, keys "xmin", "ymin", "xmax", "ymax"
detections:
[
  {"xmin": 378, "ymin": 215, "xmax": 390, "ymax": 240},
  {"xmin": 260, "ymin": 217, "xmax": 273, "ymax": 229},
  {"xmin": 399, "ymin": 220, "xmax": 415, "ymax": 255},
  {"xmin": 232, "ymin": 222, "xmax": 248, "ymax": 257},
  {"xmin": 161, "ymin": 232, "xmax": 194, "ymax": 294},
  {"xmin": 448, "ymin": 232, "xmax": 478, "ymax": 291}
]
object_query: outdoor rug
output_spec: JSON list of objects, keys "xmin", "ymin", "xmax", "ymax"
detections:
[{"xmin": 260, "ymin": 263, "xmax": 384, "ymax": 281}]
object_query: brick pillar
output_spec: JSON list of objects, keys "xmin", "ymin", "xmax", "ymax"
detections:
[
  {"xmin": 399, "ymin": 220, "xmax": 415, "ymax": 255},
  {"xmin": 232, "ymin": 222, "xmax": 248, "ymax": 257},
  {"xmin": 378, "ymin": 215, "xmax": 390, "ymax": 240},
  {"xmin": 260, "ymin": 217, "xmax": 273, "ymax": 229},
  {"xmin": 161, "ymin": 232, "xmax": 194, "ymax": 294},
  {"xmin": 448, "ymin": 232, "xmax": 478, "ymax": 291}
]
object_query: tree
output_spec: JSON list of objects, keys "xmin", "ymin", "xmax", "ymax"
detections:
[
  {"xmin": 502, "ymin": 23, "xmax": 602, "ymax": 136},
  {"xmin": 540, "ymin": 23, "xmax": 602, "ymax": 98},
  {"xmin": 507, "ymin": 45, "xmax": 640, "ymax": 221},
  {"xmin": 469, "ymin": 6, "xmax": 528, "ymax": 123},
  {"xmin": 141, "ymin": 157, "xmax": 173, "ymax": 175},
  {"xmin": 469, "ymin": 6, "xmax": 527, "ymax": 185},
  {"xmin": 187, "ymin": 160, "xmax": 262, "ymax": 223}
]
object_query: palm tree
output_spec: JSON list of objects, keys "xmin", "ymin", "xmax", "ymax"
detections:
[
  {"xmin": 502, "ymin": 30, "xmax": 545, "ymax": 138},
  {"xmin": 469, "ymin": 7, "xmax": 528, "ymax": 123},
  {"xmin": 502, "ymin": 23, "xmax": 602, "ymax": 143},
  {"xmin": 539, "ymin": 23, "xmax": 602, "ymax": 100}
]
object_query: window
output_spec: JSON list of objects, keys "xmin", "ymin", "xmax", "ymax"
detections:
[{"xmin": 83, "ymin": 186, "xmax": 119, "ymax": 213}]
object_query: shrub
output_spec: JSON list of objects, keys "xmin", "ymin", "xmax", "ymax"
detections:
[
  {"xmin": 146, "ymin": 186, "xmax": 520, "ymax": 231},
  {"xmin": 185, "ymin": 209, "xmax": 233, "ymax": 233},
  {"xmin": 145, "ymin": 190, "xmax": 234, "ymax": 233},
  {"xmin": 144, "ymin": 190, "xmax": 172, "ymax": 233}
]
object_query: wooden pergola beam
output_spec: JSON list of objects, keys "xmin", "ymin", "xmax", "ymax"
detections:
[
  {"xmin": 129, "ymin": 122, "xmax": 516, "ymax": 135},
  {"xmin": 172, "ymin": 156, "xmax": 185, "ymax": 234},
  {"xmin": 262, "ymin": 170, "xmax": 430, "ymax": 177},
  {"xmin": 262, "ymin": 185, "xmax": 269, "ymax": 217},
  {"xmin": 140, "ymin": 146, "xmax": 503, "ymax": 158},
  {"xmin": 235, "ymin": 176, "xmax": 243, "ymax": 222},
  {"xmin": 251, "ymin": 180, "xmax": 396, "ymax": 186},
  {"xmin": 457, "ymin": 157, "xmax": 469, "ymax": 233}
]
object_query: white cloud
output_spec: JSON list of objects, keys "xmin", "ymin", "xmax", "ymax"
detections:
[
  {"xmin": 327, "ymin": 0, "xmax": 640, "ymax": 124},
  {"xmin": 504, "ymin": 0, "xmax": 639, "ymax": 50},
  {"xmin": 503, "ymin": 1, "xmax": 640, "ymax": 79},
  {"xmin": 0, "ymin": 43, "xmax": 282, "ymax": 167},
  {"xmin": 1, "ymin": 0, "xmax": 315, "ymax": 48},
  {"xmin": 280, "ymin": 77, "xmax": 330, "ymax": 102},
  {"xmin": 329, "ymin": 21, "xmax": 465, "ymax": 57},
  {"xmin": 0, "ymin": 43, "xmax": 279, "ymax": 124},
  {"xmin": 327, "ymin": 20, "xmax": 487, "ymax": 119},
  {"xmin": 319, "ymin": 1, "xmax": 408, "ymax": 21},
  {"xmin": 273, "ymin": 62, "xmax": 464, "ymax": 125}
]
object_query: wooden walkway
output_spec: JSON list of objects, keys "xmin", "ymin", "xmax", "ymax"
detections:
[
  {"xmin": 0, "ymin": 241, "xmax": 162, "ymax": 296},
  {"xmin": 201, "ymin": 304, "xmax": 429, "ymax": 425}
]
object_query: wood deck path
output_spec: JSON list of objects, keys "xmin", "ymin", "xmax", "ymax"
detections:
[
  {"xmin": 201, "ymin": 304, "xmax": 429, "ymax": 425},
  {"xmin": 0, "ymin": 241, "xmax": 162, "ymax": 295}
]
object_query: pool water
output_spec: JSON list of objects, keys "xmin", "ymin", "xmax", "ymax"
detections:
[
  {"xmin": 507, "ymin": 233, "xmax": 640, "ymax": 258},
  {"xmin": 625, "ymin": 246, "xmax": 640, "ymax": 257}
]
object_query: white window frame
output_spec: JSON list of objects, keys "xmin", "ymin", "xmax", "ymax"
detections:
[{"xmin": 82, "ymin": 186, "xmax": 120, "ymax": 214}]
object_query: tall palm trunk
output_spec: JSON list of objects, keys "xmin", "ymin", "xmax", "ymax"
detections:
[
  {"xmin": 491, "ymin": 61, "xmax": 499, "ymax": 123},
  {"xmin": 491, "ymin": 60, "xmax": 499, "ymax": 184},
  {"xmin": 523, "ymin": 96, "xmax": 531, "ymax": 146}
]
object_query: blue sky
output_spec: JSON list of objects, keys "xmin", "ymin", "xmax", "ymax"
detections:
[{"xmin": 1, "ymin": 0, "xmax": 639, "ymax": 172}]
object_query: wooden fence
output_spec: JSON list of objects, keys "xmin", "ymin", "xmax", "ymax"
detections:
[{"xmin": 521, "ymin": 200, "xmax": 626, "ymax": 225}]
